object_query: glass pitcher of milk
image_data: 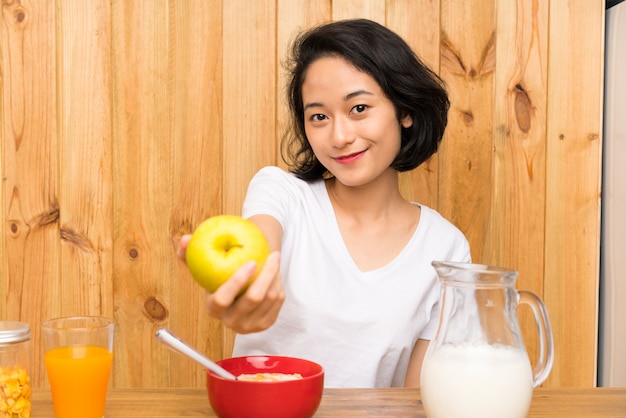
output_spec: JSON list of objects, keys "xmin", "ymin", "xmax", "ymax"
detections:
[{"xmin": 420, "ymin": 261, "xmax": 554, "ymax": 418}]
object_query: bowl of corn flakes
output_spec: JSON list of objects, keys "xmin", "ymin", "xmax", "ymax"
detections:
[{"xmin": 206, "ymin": 355, "xmax": 324, "ymax": 418}]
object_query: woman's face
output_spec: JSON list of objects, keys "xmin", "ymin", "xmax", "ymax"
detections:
[{"xmin": 301, "ymin": 56, "xmax": 412, "ymax": 187}]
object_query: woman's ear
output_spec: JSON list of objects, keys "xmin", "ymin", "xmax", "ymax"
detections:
[{"xmin": 400, "ymin": 114, "xmax": 413, "ymax": 128}]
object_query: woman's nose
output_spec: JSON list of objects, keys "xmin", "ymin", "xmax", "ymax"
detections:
[{"xmin": 331, "ymin": 117, "xmax": 356, "ymax": 147}]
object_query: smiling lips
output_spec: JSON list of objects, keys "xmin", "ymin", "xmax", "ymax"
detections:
[{"xmin": 334, "ymin": 150, "xmax": 365, "ymax": 164}]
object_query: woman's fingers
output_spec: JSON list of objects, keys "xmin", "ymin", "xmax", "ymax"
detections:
[
  {"xmin": 206, "ymin": 261, "xmax": 257, "ymax": 317},
  {"xmin": 228, "ymin": 253, "xmax": 285, "ymax": 332},
  {"xmin": 213, "ymin": 251, "xmax": 285, "ymax": 333},
  {"xmin": 177, "ymin": 234, "xmax": 192, "ymax": 260},
  {"xmin": 243, "ymin": 252, "xmax": 281, "ymax": 303},
  {"xmin": 238, "ymin": 284, "xmax": 285, "ymax": 332}
]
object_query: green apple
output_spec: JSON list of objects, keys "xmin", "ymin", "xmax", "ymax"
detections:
[{"xmin": 185, "ymin": 215, "xmax": 270, "ymax": 293}]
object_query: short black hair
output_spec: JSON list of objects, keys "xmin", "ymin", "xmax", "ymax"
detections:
[{"xmin": 281, "ymin": 18, "xmax": 450, "ymax": 181}]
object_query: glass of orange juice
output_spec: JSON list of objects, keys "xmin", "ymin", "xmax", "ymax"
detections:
[{"xmin": 42, "ymin": 316, "xmax": 114, "ymax": 418}]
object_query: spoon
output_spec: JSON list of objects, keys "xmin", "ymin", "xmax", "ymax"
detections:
[{"xmin": 155, "ymin": 328, "xmax": 237, "ymax": 380}]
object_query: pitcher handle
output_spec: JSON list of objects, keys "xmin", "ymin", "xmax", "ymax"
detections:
[{"xmin": 518, "ymin": 290, "xmax": 555, "ymax": 388}]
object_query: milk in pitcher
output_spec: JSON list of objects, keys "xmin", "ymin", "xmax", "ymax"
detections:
[{"xmin": 420, "ymin": 343, "xmax": 534, "ymax": 418}]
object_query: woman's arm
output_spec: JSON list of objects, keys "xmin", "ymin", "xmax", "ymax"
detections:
[{"xmin": 404, "ymin": 338, "xmax": 430, "ymax": 387}]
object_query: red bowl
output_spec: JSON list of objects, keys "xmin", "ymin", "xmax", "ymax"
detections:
[{"xmin": 207, "ymin": 356, "xmax": 324, "ymax": 418}]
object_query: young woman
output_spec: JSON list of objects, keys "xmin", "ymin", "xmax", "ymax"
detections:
[{"xmin": 179, "ymin": 18, "xmax": 470, "ymax": 388}]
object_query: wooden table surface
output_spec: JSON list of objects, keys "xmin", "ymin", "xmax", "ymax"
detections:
[{"xmin": 31, "ymin": 387, "xmax": 626, "ymax": 417}]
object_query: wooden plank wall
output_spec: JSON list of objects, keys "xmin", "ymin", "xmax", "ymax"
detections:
[{"xmin": 1, "ymin": 0, "xmax": 604, "ymax": 389}]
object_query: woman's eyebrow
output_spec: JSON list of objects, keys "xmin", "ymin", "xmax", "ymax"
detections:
[
  {"xmin": 344, "ymin": 89, "xmax": 374, "ymax": 100},
  {"xmin": 303, "ymin": 101, "xmax": 323, "ymax": 111},
  {"xmin": 303, "ymin": 90, "xmax": 374, "ymax": 111},
  {"xmin": 304, "ymin": 90, "xmax": 374, "ymax": 110}
]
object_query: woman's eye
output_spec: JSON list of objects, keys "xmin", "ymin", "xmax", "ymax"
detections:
[
  {"xmin": 351, "ymin": 104, "xmax": 368, "ymax": 114},
  {"xmin": 310, "ymin": 114, "xmax": 327, "ymax": 122}
]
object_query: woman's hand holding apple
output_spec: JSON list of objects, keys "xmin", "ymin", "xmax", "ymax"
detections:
[
  {"xmin": 177, "ymin": 215, "xmax": 286, "ymax": 334},
  {"xmin": 206, "ymin": 250, "xmax": 284, "ymax": 333}
]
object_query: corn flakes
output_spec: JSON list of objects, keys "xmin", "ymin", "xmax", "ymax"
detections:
[
  {"xmin": 0, "ymin": 366, "xmax": 31, "ymax": 418},
  {"xmin": 237, "ymin": 372, "xmax": 303, "ymax": 382}
]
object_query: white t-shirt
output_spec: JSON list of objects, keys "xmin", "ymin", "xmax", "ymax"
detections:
[{"xmin": 233, "ymin": 166, "xmax": 471, "ymax": 387}]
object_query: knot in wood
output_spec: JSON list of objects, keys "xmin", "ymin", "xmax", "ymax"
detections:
[
  {"xmin": 514, "ymin": 84, "xmax": 532, "ymax": 133},
  {"xmin": 462, "ymin": 111, "xmax": 474, "ymax": 125},
  {"xmin": 144, "ymin": 297, "xmax": 168, "ymax": 321}
]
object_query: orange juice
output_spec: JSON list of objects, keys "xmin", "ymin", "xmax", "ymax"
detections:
[{"xmin": 44, "ymin": 345, "xmax": 113, "ymax": 418}]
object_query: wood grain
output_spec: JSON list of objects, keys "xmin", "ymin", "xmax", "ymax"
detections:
[
  {"xmin": 30, "ymin": 387, "xmax": 626, "ymax": 417},
  {"xmin": 164, "ymin": 0, "xmax": 224, "ymax": 388},
  {"xmin": 57, "ymin": 0, "xmax": 113, "ymax": 328},
  {"xmin": 1, "ymin": 0, "xmax": 61, "ymax": 388},
  {"xmin": 543, "ymin": 0, "xmax": 604, "ymax": 388},
  {"xmin": 387, "ymin": 0, "xmax": 441, "ymax": 209},
  {"xmin": 276, "ymin": 0, "xmax": 331, "ymax": 171},
  {"xmin": 110, "ymin": 0, "xmax": 172, "ymax": 388},
  {"xmin": 489, "ymin": 0, "xmax": 549, "ymax": 367},
  {"xmin": 222, "ymin": 0, "xmax": 277, "ymax": 358},
  {"xmin": 332, "ymin": 0, "xmax": 385, "ymax": 23},
  {"xmin": 438, "ymin": 0, "xmax": 496, "ymax": 262}
]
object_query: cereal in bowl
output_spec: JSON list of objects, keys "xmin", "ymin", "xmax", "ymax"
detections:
[{"xmin": 237, "ymin": 372, "xmax": 303, "ymax": 382}]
